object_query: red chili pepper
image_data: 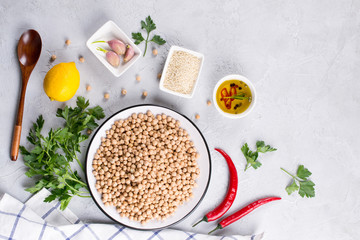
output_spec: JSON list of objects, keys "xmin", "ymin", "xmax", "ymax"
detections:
[
  {"xmin": 230, "ymin": 86, "xmax": 237, "ymax": 96},
  {"xmin": 220, "ymin": 88, "xmax": 228, "ymax": 95},
  {"xmin": 192, "ymin": 148, "xmax": 238, "ymax": 227},
  {"xmin": 220, "ymin": 88, "xmax": 230, "ymax": 108},
  {"xmin": 208, "ymin": 197, "xmax": 281, "ymax": 234}
]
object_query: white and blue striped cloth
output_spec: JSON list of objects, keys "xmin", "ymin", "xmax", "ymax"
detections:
[{"xmin": 0, "ymin": 189, "xmax": 263, "ymax": 240}]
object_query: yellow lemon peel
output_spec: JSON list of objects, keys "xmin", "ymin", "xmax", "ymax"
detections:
[{"xmin": 43, "ymin": 62, "xmax": 80, "ymax": 102}]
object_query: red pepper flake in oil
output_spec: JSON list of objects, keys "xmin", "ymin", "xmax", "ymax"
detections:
[{"xmin": 220, "ymin": 86, "xmax": 238, "ymax": 109}]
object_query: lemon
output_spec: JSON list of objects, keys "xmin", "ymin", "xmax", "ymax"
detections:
[{"xmin": 43, "ymin": 62, "xmax": 80, "ymax": 102}]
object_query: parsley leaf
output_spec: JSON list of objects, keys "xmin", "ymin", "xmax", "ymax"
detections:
[
  {"xmin": 44, "ymin": 194, "xmax": 57, "ymax": 203},
  {"xmin": 285, "ymin": 180, "xmax": 299, "ymax": 195},
  {"xmin": 296, "ymin": 165, "xmax": 312, "ymax": 180},
  {"xmin": 281, "ymin": 165, "xmax": 315, "ymax": 198},
  {"xmin": 241, "ymin": 141, "xmax": 277, "ymax": 171},
  {"xmin": 132, "ymin": 15, "xmax": 166, "ymax": 56},
  {"xmin": 88, "ymin": 106, "xmax": 105, "ymax": 120},
  {"xmin": 248, "ymin": 157, "xmax": 262, "ymax": 169},
  {"xmin": 76, "ymin": 96, "xmax": 89, "ymax": 109},
  {"xmin": 150, "ymin": 35, "xmax": 166, "ymax": 45},
  {"xmin": 132, "ymin": 32, "xmax": 144, "ymax": 45},
  {"xmin": 299, "ymin": 180, "xmax": 315, "ymax": 198},
  {"xmin": 256, "ymin": 141, "xmax": 277, "ymax": 153},
  {"xmin": 141, "ymin": 16, "xmax": 156, "ymax": 32},
  {"xmin": 20, "ymin": 97, "xmax": 105, "ymax": 210}
]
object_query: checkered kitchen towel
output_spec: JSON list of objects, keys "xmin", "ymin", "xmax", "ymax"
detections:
[{"xmin": 0, "ymin": 189, "xmax": 263, "ymax": 240}]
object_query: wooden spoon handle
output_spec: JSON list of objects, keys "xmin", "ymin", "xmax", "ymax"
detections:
[
  {"xmin": 11, "ymin": 82, "xmax": 28, "ymax": 161},
  {"xmin": 11, "ymin": 125, "xmax": 22, "ymax": 161}
]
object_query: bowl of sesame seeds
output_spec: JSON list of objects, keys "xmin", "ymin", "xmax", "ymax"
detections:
[
  {"xmin": 85, "ymin": 104, "xmax": 211, "ymax": 230},
  {"xmin": 159, "ymin": 46, "xmax": 204, "ymax": 98}
]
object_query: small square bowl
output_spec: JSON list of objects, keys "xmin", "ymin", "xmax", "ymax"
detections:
[
  {"xmin": 159, "ymin": 46, "xmax": 204, "ymax": 98},
  {"xmin": 86, "ymin": 21, "xmax": 141, "ymax": 77}
]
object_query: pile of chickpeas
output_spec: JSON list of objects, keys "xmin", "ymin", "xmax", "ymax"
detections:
[{"xmin": 92, "ymin": 111, "xmax": 200, "ymax": 224}]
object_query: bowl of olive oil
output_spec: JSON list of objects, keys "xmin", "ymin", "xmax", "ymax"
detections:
[{"xmin": 213, "ymin": 74, "xmax": 256, "ymax": 119}]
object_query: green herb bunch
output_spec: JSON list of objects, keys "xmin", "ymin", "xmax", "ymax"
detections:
[
  {"xmin": 132, "ymin": 16, "xmax": 166, "ymax": 56},
  {"xmin": 20, "ymin": 97, "xmax": 105, "ymax": 210}
]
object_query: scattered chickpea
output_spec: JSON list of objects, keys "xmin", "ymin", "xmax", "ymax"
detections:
[
  {"xmin": 121, "ymin": 89, "xmax": 127, "ymax": 95},
  {"xmin": 136, "ymin": 75, "xmax": 141, "ymax": 82},
  {"xmin": 87, "ymin": 129, "xmax": 92, "ymax": 135},
  {"xmin": 79, "ymin": 56, "xmax": 85, "ymax": 63},
  {"xmin": 207, "ymin": 100, "xmax": 212, "ymax": 106},
  {"xmin": 157, "ymin": 73, "xmax": 162, "ymax": 79},
  {"xmin": 65, "ymin": 39, "xmax": 71, "ymax": 46},
  {"xmin": 195, "ymin": 114, "xmax": 200, "ymax": 120},
  {"xmin": 142, "ymin": 91, "xmax": 148, "ymax": 98},
  {"xmin": 104, "ymin": 93, "xmax": 110, "ymax": 99},
  {"xmin": 152, "ymin": 49, "xmax": 158, "ymax": 56},
  {"xmin": 50, "ymin": 54, "xmax": 56, "ymax": 62},
  {"xmin": 86, "ymin": 85, "xmax": 92, "ymax": 91},
  {"xmin": 92, "ymin": 111, "xmax": 200, "ymax": 223}
]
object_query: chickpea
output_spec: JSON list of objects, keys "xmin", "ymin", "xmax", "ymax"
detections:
[
  {"xmin": 136, "ymin": 75, "xmax": 141, "ymax": 82},
  {"xmin": 86, "ymin": 85, "xmax": 92, "ymax": 91},
  {"xmin": 207, "ymin": 100, "xmax": 211, "ymax": 106},
  {"xmin": 50, "ymin": 54, "xmax": 56, "ymax": 62},
  {"xmin": 104, "ymin": 93, "xmax": 110, "ymax": 99},
  {"xmin": 195, "ymin": 114, "xmax": 200, "ymax": 120},
  {"xmin": 65, "ymin": 39, "xmax": 71, "ymax": 46},
  {"xmin": 152, "ymin": 49, "xmax": 158, "ymax": 56},
  {"xmin": 121, "ymin": 89, "xmax": 127, "ymax": 95},
  {"xmin": 79, "ymin": 56, "xmax": 85, "ymax": 63},
  {"xmin": 142, "ymin": 91, "xmax": 148, "ymax": 98}
]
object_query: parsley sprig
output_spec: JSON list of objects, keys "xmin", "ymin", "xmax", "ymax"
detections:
[
  {"xmin": 241, "ymin": 141, "xmax": 277, "ymax": 171},
  {"xmin": 20, "ymin": 97, "xmax": 105, "ymax": 210},
  {"xmin": 224, "ymin": 93, "xmax": 249, "ymax": 100},
  {"xmin": 132, "ymin": 16, "xmax": 166, "ymax": 56},
  {"xmin": 281, "ymin": 165, "xmax": 315, "ymax": 198}
]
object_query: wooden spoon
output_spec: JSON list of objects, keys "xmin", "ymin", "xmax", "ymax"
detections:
[{"xmin": 11, "ymin": 29, "xmax": 42, "ymax": 161}]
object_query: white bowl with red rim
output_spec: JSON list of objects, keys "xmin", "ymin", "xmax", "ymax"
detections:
[{"xmin": 213, "ymin": 74, "xmax": 256, "ymax": 119}]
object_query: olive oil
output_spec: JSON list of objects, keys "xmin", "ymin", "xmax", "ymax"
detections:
[{"xmin": 216, "ymin": 80, "xmax": 252, "ymax": 114}]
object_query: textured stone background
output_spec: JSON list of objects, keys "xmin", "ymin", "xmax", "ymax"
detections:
[{"xmin": 1, "ymin": 0, "xmax": 360, "ymax": 239}]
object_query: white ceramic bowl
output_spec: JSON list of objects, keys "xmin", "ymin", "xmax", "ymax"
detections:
[
  {"xmin": 159, "ymin": 46, "xmax": 204, "ymax": 98},
  {"xmin": 213, "ymin": 74, "xmax": 256, "ymax": 119},
  {"xmin": 86, "ymin": 21, "xmax": 141, "ymax": 77},
  {"xmin": 85, "ymin": 105, "xmax": 211, "ymax": 230}
]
